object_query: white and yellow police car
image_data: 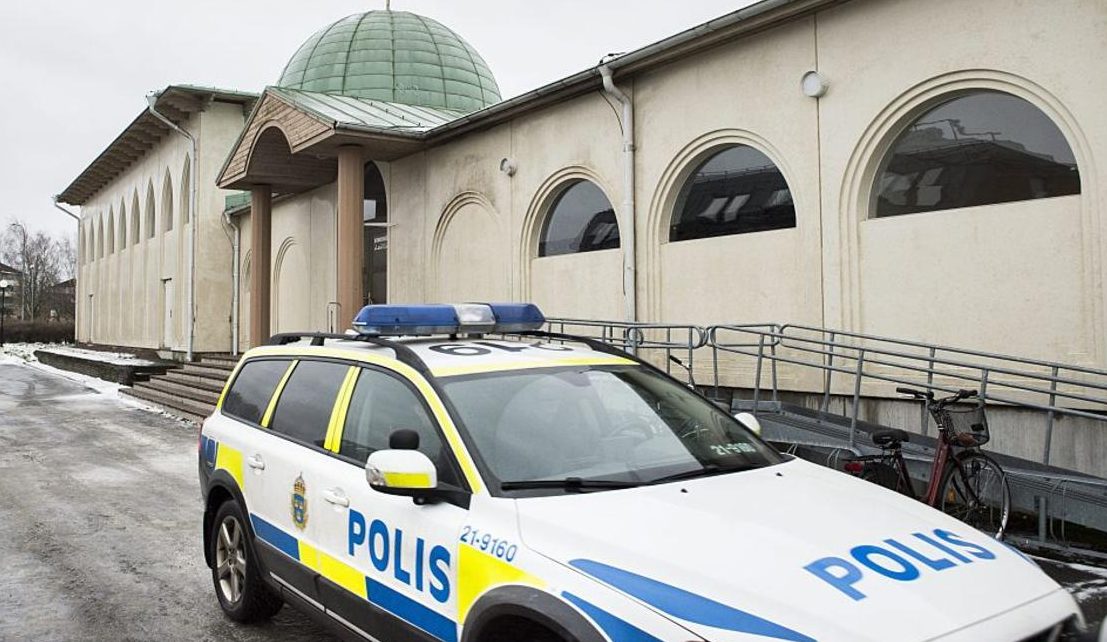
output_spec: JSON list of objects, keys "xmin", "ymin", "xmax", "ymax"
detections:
[{"xmin": 199, "ymin": 303, "xmax": 1101, "ymax": 642}]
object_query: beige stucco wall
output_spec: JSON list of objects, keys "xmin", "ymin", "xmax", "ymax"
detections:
[
  {"xmin": 817, "ymin": 0, "xmax": 1106, "ymax": 366},
  {"xmin": 76, "ymin": 101, "xmax": 247, "ymax": 353},
  {"xmin": 266, "ymin": 183, "xmax": 338, "ymax": 335},
  {"xmin": 373, "ymin": 0, "xmax": 1106, "ymax": 373},
  {"xmin": 224, "ymin": 0, "xmax": 1105, "ymax": 385}
]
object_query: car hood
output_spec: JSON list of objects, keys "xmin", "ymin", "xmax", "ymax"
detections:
[{"xmin": 515, "ymin": 458, "xmax": 1071, "ymax": 642}]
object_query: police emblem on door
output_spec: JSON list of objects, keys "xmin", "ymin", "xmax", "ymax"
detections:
[{"xmin": 291, "ymin": 474, "xmax": 308, "ymax": 530}]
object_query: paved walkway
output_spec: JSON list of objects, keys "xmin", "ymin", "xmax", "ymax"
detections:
[{"xmin": 0, "ymin": 362, "xmax": 335, "ymax": 641}]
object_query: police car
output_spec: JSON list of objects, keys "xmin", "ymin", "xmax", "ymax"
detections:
[{"xmin": 199, "ymin": 303, "xmax": 1102, "ymax": 642}]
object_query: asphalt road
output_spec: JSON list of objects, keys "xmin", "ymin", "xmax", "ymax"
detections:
[
  {"xmin": 0, "ymin": 361, "xmax": 1104, "ymax": 640},
  {"xmin": 0, "ymin": 362, "xmax": 336, "ymax": 641}
]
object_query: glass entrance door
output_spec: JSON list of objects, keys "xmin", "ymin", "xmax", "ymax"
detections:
[{"xmin": 363, "ymin": 162, "xmax": 388, "ymax": 305}]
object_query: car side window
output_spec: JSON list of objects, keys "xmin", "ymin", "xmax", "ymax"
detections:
[
  {"xmin": 222, "ymin": 359, "xmax": 291, "ymax": 425},
  {"xmin": 340, "ymin": 368, "xmax": 461, "ymax": 488},
  {"xmin": 269, "ymin": 360, "xmax": 349, "ymax": 447}
]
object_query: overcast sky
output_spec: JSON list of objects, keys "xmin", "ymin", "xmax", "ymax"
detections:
[{"xmin": 0, "ymin": 0, "xmax": 756, "ymax": 240}]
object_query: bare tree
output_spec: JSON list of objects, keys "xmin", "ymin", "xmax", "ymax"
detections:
[{"xmin": 1, "ymin": 219, "xmax": 70, "ymax": 320}]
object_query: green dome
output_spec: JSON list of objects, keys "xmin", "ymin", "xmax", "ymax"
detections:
[{"xmin": 277, "ymin": 11, "xmax": 501, "ymax": 113}]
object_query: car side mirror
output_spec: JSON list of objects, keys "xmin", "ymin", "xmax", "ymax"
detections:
[
  {"xmin": 736, "ymin": 411, "xmax": 763, "ymax": 437},
  {"xmin": 366, "ymin": 450, "xmax": 438, "ymax": 498}
]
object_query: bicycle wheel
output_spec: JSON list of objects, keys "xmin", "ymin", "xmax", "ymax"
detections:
[{"xmin": 938, "ymin": 451, "xmax": 1010, "ymax": 539}]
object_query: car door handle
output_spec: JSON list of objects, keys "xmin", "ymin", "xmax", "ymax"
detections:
[
  {"xmin": 323, "ymin": 488, "xmax": 350, "ymax": 507},
  {"xmin": 246, "ymin": 454, "xmax": 265, "ymax": 471}
]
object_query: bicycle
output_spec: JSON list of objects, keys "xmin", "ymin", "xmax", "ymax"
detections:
[{"xmin": 845, "ymin": 387, "xmax": 1011, "ymax": 539}]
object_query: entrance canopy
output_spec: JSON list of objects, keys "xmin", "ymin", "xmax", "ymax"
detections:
[{"xmin": 217, "ymin": 87, "xmax": 461, "ymax": 193}]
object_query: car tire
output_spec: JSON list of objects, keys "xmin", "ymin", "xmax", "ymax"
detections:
[
  {"xmin": 209, "ymin": 500, "xmax": 283, "ymax": 622},
  {"xmin": 478, "ymin": 617, "xmax": 567, "ymax": 642}
]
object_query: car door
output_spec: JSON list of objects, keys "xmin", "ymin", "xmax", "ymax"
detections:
[
  {"xmin": 243, "ymin": 358, "xmax": 352, "ymax": 606},
  {"xmin": 312, "ymin": 364, "xmax": 470, "ymax": 642}
]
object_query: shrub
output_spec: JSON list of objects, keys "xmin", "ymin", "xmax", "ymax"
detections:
[{"xmin": 0, "ymin": 320, "xmax": 75, "ymax": 344}]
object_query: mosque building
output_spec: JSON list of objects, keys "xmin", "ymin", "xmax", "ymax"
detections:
[{"xmin": 62, "ymin": 0, "xmax": 1107, "ymax": 378}]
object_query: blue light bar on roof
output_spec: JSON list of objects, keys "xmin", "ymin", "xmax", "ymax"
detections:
[
  {"xmin": 487, "ymin": 302, "xmax": 546, "ymax": 333},
  {"xmin": 352, "ymin": 303, "xmax": 545, "ymax": 336},
  {"xmin": 353, "ymin": 304, "xmax": 459, "ymax": 335}
]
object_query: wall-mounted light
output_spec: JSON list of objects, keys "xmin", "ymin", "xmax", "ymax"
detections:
[
  {"xmin": 801, "ymin": 70, "xmax": 829, "ymax": 98},
  {"xmin": 499, "ymin": 157, "xmax": 517, "ymax": 177}
]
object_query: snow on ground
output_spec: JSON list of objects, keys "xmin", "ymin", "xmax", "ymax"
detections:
[
  {"xmin": 0, "ymin": 345, "xmax": 191, "ymax": 425},
  {"xmin": 1057, "ymin": 560, "xmax": 1107, "ymax": 603},
  {"xmin": 0, "ymin": 341, "xmax": 47, "ymax": 363}
]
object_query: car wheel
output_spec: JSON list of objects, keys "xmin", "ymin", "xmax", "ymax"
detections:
[
  {"xmin": 210, "ymin": 500, "xmax": 283, "ymax": 622},
  {"xmin": 478, "ymin": 616, "xmax": 567, "ymax": 642}
]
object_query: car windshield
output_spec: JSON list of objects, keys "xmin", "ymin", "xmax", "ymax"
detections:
[{"xmin": 440, "ymin": 365, "xmax": 781, "ymax": 495}]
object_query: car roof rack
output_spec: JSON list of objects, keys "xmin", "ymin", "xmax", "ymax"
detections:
[
  {"xmin": 265, "ymin": 329, "xmax": 654, "ymax": 380},
  {"xmin": 266, "ymin": 332, "xmax": 430, "ymax": 375}
]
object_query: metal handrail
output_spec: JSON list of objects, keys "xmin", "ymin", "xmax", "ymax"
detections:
[
  {"xmin": 777, "ymin": 328, "xmax": 1107, "ymax": 401},
  {"xmin": 735, "ymin": 330, "xmax": 1107, "ymax": 408},
  {"xmin": 542, "ymin": 317, "xmax": 1107, "ymax": 467},
  {"xmin": 546, "ymin": 318, "xmax": 707, "ymax": 381},
  {"xmin": 705, "ymin": 323, "xmax": 1107, "ymax": 464},
  {"xmin": 780, "ymin": 323, "xmax": 1107, "ymax": 378}
]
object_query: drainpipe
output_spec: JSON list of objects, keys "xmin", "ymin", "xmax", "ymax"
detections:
[
  {"xmin": 52, "ymin": 197, "xmax": 80, "ymax": 341},
  {"xmin": 599, "ymin": 56, "xmax": 637, "ymax": 324},
  {"xmin": 146, "ymin": 93, "xmax": 198, "ymax": 362},
  {"xmin": 51, "ymin": 198, "xmax": 80, "ymax": 222},
  {"xmin": 222, "ymin": 210, "xmax": 240, "ymax": 356}
]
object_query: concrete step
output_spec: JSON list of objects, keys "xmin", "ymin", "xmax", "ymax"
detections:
[
  {"xmin": 180, "ymin": 363, "xmax": 233, "ymax": 381},
  {"xmin": 161, "ymin": 371, "xmax": 227, "ymax": 393},
  {"xmin": 121, "ymin": 386, "xmax": 212, "ymax": 424},
  {"xmin": 135, "ymin": 378, "xmax": 220, "ymax": 406},
  {"xmin": 199, "ymin": 356, "xmax": 240, "ymax": 370}
]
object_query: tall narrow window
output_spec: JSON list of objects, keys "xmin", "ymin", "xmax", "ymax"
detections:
[
  {"xmin": 180, "ymin": 156, "xmax": 191, "ymax": 224},
  {"xmin": 670, "ymin": 145, "xmax": 796, "ymax": 242},
  {"xmin": 162, "ymin": 171, "xmax": 174, "ymax": 233},
  {"xmin": 145, "ymin": 182, "xmax": 156, "ymax": 240},
  {"xmin": 106, "ymin": 209, "xmax": 115, "ymax": 255},
  {"xmin": 131, "ymin": 192, "xmax": 141, "ymax": 245},
  {"xmin": 538, "ymin": 180, "xmax": 619, "ymax": 257},
  {"xmin": 363, "ymin": 162, "xmax": 388, "ymax": 305},
  {"xmin": 873, "ymin": 91, "xmax": 1080, "ymax": 218},
  {"xmin": 119, "ymin": 200, "xmax": 127, "ymax": 250}
]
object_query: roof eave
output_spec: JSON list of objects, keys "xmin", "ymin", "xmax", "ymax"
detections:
[
  {"xmin": 57, "ymin": 84, "xmax": 259, "ymax": 207},
  {"xmin": 424, "ymin": 0, "xmax": 843, "ymax": 143}
]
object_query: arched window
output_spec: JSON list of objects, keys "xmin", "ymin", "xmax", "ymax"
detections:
[
  {"xmin": 873, "ymin": 91, "xmax": 1080, "ymax": 218},
  {"xmin": 119, "ymin": 199, "xmax": 127, "ymax": 250},
  {"xmin": 538, "ymin": 180, "xmax": 619, "ymax": 257},
  {"xmin": 145, "ymin": 182, "xmax": 156, "ymax": 239},
  {"xmin": 162, "ymin": 170, "xmax": 174, "ymax": 233},
  {"xmin": 96, "ymin": 219, "xmax": 104, "ymax": 259},
  {"xmin": 106, "ymin": 209, "xmax": 115, "ymax": 255},
  {"xmin": 180, "ymin": 156, "xmax": 191, "ymax": 225},
  {"xmin": 131, "ymin": 192, "xmax": 141, "ymax": 245},
  {"xmin": 670, "ymin": 145, "xmax": 795, "ymax": 242}
]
